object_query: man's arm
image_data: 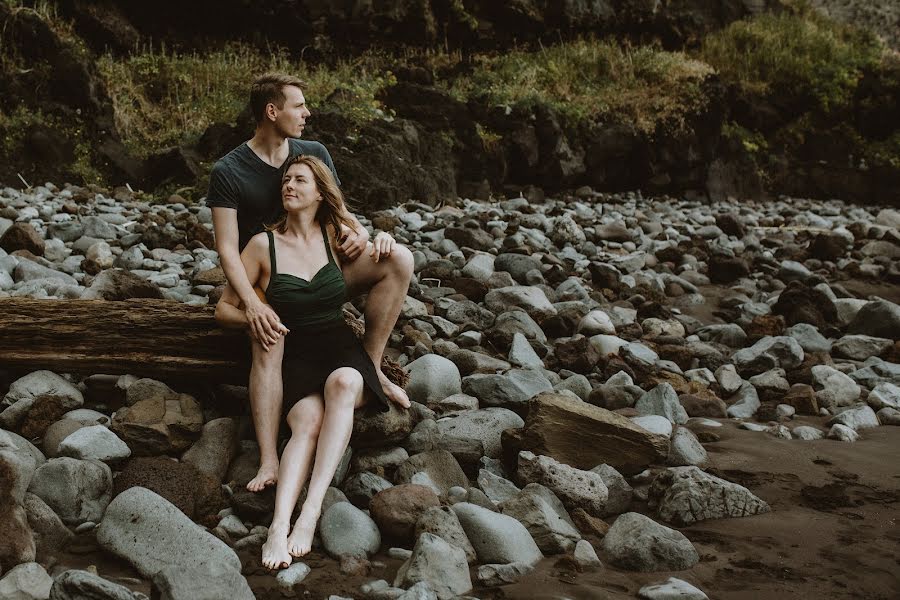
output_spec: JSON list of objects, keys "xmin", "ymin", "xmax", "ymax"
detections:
[
  {"xmin": 338, "ymin": 213, "xmax": 370, "ymax": 261},
  {"xmin": 212, "ymin": 208, "xmax": 282, "ymax": 348}
]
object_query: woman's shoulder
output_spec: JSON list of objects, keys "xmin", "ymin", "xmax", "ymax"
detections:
[{"xmin": 243, "ymin": 231, "xmax": 272, "ymax": 255}]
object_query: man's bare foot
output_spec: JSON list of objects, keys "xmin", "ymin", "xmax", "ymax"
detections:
[
  {"xmin": 261, "ymin": 523, "xmax": 292, "ymax": 570},
  {"xmin": 378, "ymin": 371, "xmax": 410, "ymax": 408},
  {"xmin": 286, "ymin": 510, "xmax": 320, "ymax": 557},
  {"xmin": 247, "ymin": 460, "xmax": 278, "ymax": 492}
]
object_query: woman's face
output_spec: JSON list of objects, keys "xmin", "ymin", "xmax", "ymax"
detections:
[{"xmin": 281, "ymin": 163, "xmax": 321, "ymax": 212}]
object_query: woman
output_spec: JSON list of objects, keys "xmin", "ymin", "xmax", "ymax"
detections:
[{"xmin": 215, "ymin": 155, "xmax": 404, "ymax": 569}]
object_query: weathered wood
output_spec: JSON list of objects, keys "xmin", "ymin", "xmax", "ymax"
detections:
[{"xmin": 0, "ymin": 298, "xmax": 408, "ymax": 387}]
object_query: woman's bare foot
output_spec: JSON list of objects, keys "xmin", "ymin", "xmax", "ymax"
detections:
[
  {"xmin": 286, "ymin": 510, "xmax": 320, "ymax": 557},
  {"xmin": 247, "ymin": 460, "xmax": 279, "ymax": 492},
  {"xmin": 261, "ymin": 523, "xmax": 292, "ymax": 570},
  {"xmin": 378, "ymin": 371, "xmax": 410, "ymax": 408}
]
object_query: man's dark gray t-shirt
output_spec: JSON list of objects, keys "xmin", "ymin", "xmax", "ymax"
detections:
[{"xmin": 206, "ymin": 139, "xmax": 341, "ymax": 251}]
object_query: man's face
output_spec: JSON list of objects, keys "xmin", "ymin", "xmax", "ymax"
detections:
[{"xmin": 272, "ymin": 85, "xmax": 311, "ymax": 138}]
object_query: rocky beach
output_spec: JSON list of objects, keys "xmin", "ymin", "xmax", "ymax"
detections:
[{"xmin": 1, "ymin": 182, "xmax": 899, "ymax": 599}]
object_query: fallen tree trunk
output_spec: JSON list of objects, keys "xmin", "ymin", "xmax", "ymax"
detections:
[{"xmin": 0, "ymin": 298, "xmax": 408, "ymax": 386}]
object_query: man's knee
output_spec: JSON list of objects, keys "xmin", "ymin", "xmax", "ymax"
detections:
[{"xmin": 251, "ymin": 338, "xmax": 284, "ymax": 370}]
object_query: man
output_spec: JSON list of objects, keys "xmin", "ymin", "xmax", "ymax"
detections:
[{"xmin": 207, "ymin": 73, "xmax": 413, "ymax": 492}]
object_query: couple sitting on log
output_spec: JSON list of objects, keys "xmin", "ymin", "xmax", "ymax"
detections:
[{"xmin": 209, "ymin": 73, "xmax": 414, "ymax": 569}]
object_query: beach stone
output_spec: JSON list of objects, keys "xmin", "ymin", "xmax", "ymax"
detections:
[
  {"xmin": 1, "ymin": 370, "xmax": 84, "ymax": 435},
  {"xmin": 319, "ymin": 500, "xmax": 381, "ymax": 558},
  {"xmin": 486, "ymin": 310, "xmax": 546, "ymax": 349},
  {"xmin": 731, "ymin": 336, "xmax": 804, "ymax": 376},
  {"xmin": 371, "ymin": 484, "xmax": 441, "ymax": 541},
  {"xmin": 847, "ymin": 300, "xmax": 900, "ymax": 339},
  {"xmin": 23, "ymin": 491, "xmax": 73, "ymax": 555},
  {"xmin": 343, "ymin": 471, "xmax": 393, "ymax": 508},
  {"xmin": 485, "ymin": 286, "xmax": 556, "ymax": 321},
  {"xmin": 475, "ymin": 562, "xmax": 533, "ymax": 586},
  {"xmin": 517, "ymin": 451, "xmax": 609, "ymax": 516},
  {"xmin": 832, "ymin": 335, "xmax": 892, "ymax": 361},
  {"xmin": 1, "ymin": 223, "xmax": 44, "ymax": 256},
  {"xmin": 1, "ymin": 429, "xmax": 38, "ymax": 505},
  {"xmin": 48, "ymin": 569, "xmax": 147, "ymax": 600},
  {"xmin": 97, "ymin": 487, "xmax": 240, "ymax": 578},
  {"xmin": 666, "ymin": 427, "xmax": 708, "ymax": 467},
  {"xmin": 180, "ymin": 417, "xmax": 239, "ymax": 483},
  {"xmin": 499, "ymin": 486, "xmax": 581, "ymax": 554},
  {"xmin": 792, "ymin": 426, "xmax": 825, "ymax": 440},
  {"xmin": 725, "ymin": 383, "xmax": 761, "ymax": 419},
  {"xmin": 353, "ymin": 402, "xmax": 415, "ymax": 448},
  {"xmin": 777, "ymin": 404, "xmax": 796, "ymax": 419},
  {"xmin": 152, "ymin": 562, "xmax": 253, "ymax": 600},
  {"xmin": 772, "ymin": 281, "xmax": 837, "ymax": 328},
  {"xmin": 276, "ymin": 562, "xmax": 311, "ymax": 591},
  {"xmin": 396, "ymin": 450, "xmax": 469, "ymax": 497},
  {"xmin": 696, "ymin": 324, "xmax": 747, "ymax": 348},
  {"xmin": 868, "ymin": 382, "xmax": 900, "ymax": 410},
  {"xmin": 635, "ymin": 384, "xmax": 688, "ymax": 425},
  {"xmin": 827, "ymin": 423, "xmax": 859, "ymax": 442},
  {"xmin": 521, "ymin": 393, "xmax": 668, "ymax": 474},
  {"xmin": 782, "ymin": 383, "xmax": 819, "ymax": 415},
  {"xmin": 554, "ymin": 374, "xmax": 592, "ymax": 401},
  {"xmin": 477, "ymin": 469, "xmax": 520, "ymax": 505},
  {"xmin": 494, "ymin": 254, "xmax": 542, "ymax": 283},
  {"xmin": 573, "ymin": 539, "xmax": 602, "ymax": 569},
  {"xmin": 0, "ymin": 562, "xmax": 52, "ymax": 600},
  {"xmin": 415, "ymin": 506, "xmax": 477, "ymax": 563},
  {"xmin": 508, "ymin": 333, "xmax": 544, "ymax": 369},
  {"xmin": 786, "ymin": 323, "xmax": 832, "ymax": 354},
  {"xmin": 827, "ymin": 405, "xmax": 880, "ymax": 431},
  {"xmin": 587, "ymin": 464, "xmax": 632, "ymax": 515},
  {"xmin": 462, "ymin": 369, "xmax": 553, "ymax": 410},
  {"xmin": 451, "ymin": 502, "xmax": 543, "ymax": 566},
  {"xmin": 110, "ymin": 388, "xmax": 203, "ymax": 456},
  {"xmin": 678, "ymin": 393, "xmax": 727, "ymax": 418},
  {"xmin": 462, "ymin": 253, "xmax": 495, "ymax": 280},
  {"xmin": 81, "ymin": 268, "xmax": 164, "ymax": 300},
  {"xmin": 715, "ymin": 364, "xmax": 743, "ymax": 395},
  {"xmin": 648, "ymin": 466, "xmax": 770, "ymax": 526},
  {"xmin": 631, "ymin": 415, "xmax": 673, "ymax": 438},
  {"xmin": 218, "ymin": 514, "xmax": 248, "ymax": 538},
  {"xmin": 406, "ymin": 354, "xmax": 462, "ymax": 404},
  {"xmin": 434, "ymin": 407, "xmax": 523, "ymax": 459},
  {"xmin": 113, "ymin": 456, "xmax": 222, "ymax": 521},
  {"xmin": 27, "ymin": 457, "xmax": 112, "ymax": 525},
  {"xmin": 638, "ymin": 577, "xmax": 709, "ymax": 600},
  {"xmin": 877, "ymin": 407, "xmax": 900, "ymax": 425},
  {"xmin": 577, "ymin": 310, "xmax": 616, "ymax": 336},
  {"xmin": 446, "ymin": 349, "xmax": 511, "ymax": 376},
  {"xmin": 811, "ymin": 365, "xmax": 861, "ymax": 409},
  {"xmin": 600, "ymin": 512, "xmax": 699, "ymax": 572},
  {"xmin": 57, "ymin": 425, "xmax": 130, "ymax": 464},
  {"xmin": 394, "ymin": 533, "xmax": 472, "ymax": 600}
]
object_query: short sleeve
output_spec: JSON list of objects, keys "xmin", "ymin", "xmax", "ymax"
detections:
[
  {"xmin": 316, "ymin": 142, "xmax": 342, "ymax": 188},
  {"xmin": 205, "ymin": 162, "xmax": 239, "ymax": 209}
]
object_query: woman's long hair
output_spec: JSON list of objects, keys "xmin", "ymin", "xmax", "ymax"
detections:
[{"xmin": 265, "ymin": 155, "xmax": 359, "ymax": 238}]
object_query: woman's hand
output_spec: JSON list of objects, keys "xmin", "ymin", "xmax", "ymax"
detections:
[
  {"xmin": 338, "ymin": 223, "xmax": 369, "ymax": 261},
  {"xmin": 370, "ymin": 231, "xmax": 396, "ymax": 263}
]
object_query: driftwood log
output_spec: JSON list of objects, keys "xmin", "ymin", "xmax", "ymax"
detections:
[{"xmin": 0, "ymin": 298, "xmax": 408, "ymax": 387}]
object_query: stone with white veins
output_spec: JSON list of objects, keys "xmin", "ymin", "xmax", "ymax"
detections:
[
  {"xmin": 648, "ymin": 466, "xmax": 770, "ymax": 526},
  {"xmin": 638, "ymin": 577, "xmax": 709, "ymax": 600}
]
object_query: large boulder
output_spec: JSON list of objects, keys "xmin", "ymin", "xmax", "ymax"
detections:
[
  {"xmin": 600, "ymin": 512, "xmax": 699, "ymax": 572},
  {"xmin": 27, "ymin": 457, "xmax": 112, "ymax": 525},
  {"xmin": 110, "ymin": 381, "xmax": 203, "ymax": 456},
  {"xmin": 96, "ymin": 487, "xmax": 242, "ymax": 578},
  {"xmin": 405, "ymin": 354, "xmax": 462, "ymax": 405},
  {"xmin": 648, "ymin": 466, "xmax": 770, "ymax": 525},
  {"xmin": 451, "ymin": 502, "xmax": 543, "ymax": 566},
  {"xmin": 318, "ymin": 500, "xmax": 381, "ymax": 558},
  {"xmin": 393, "ymin": 533, "xmax": 472, "ymax": 600},
  {"xmin": 519, "ymin": 393, "xmax": 668, "ymax": 474}
]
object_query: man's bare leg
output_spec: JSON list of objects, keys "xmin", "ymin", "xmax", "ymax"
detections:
[
  {"xmin": 247, "ymin": 335, "xmax": 285, "ymax": 492},
  {"xmin": 342, "ymin": 243, "xmax": 414, "ymax": 407},
  {"xmin": 286, "ymin": 368, "xmax": 364, "ymax": 556},
  {"xmin": 262, "ymin": 394, "xmax": 324, "ymax": 568}
]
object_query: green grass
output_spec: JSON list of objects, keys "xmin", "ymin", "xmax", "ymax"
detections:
[
  {"xmin": 97, "ymin": 46, "xmax": 397, "ymax": 158},
  {"xmin": 701, "ymin": 10, "xmax": 885, "ymax": 112},
  {"xmin": 447, "ymin": 39, "xmax": 714, "ymax": 134}
]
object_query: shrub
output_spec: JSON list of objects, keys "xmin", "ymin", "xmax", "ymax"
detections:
[
  {"xmin": 448, "ymin": 39, "xmax": 714, "ymax": 134},
  {"xmin": 702, "ymin": 10, "xmax": 885, "ymax": 112}
]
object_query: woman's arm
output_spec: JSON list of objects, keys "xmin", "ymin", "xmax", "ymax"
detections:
[{"xmin": 215, "ymin": 235, "xmax": 268, "ymax": 329}]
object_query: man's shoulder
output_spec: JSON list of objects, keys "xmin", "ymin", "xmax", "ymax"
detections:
[
  {"xmin": 289, "ymin": 138, "xmax": 329, "ymax": 157},
  {"xmin": 212, "ymin": 142, "xmax": 251, "ymax": 172}
]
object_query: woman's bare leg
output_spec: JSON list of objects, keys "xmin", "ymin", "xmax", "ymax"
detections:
[
  {"xmin": 261, "ymin": 394, "xmax": 324, "ymax": 569},
  {"xmin": 286, "ymin": 367, "xmax": 365, "ymax": 556}
]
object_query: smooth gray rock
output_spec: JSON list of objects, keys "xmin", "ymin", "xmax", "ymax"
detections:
[
  {"xmin": 589, "ymin": 464, "xmax": 633, "ymax": 515},
  {"xmin": 58, "ymin": 425, "xmax": 131, "ymax": 464},
  {"xmin": 638, "ymin": 577, "xmax": 709, "ymax": 599},
  {"xmin": 573, "ymin": 539, "xmax": 602, "ymax": 569},
  {"xmin": 499, "ymin": 487, "xmax": 581, "ymax": 554},
  {"xmin": 635, "ymin": 383, "xmax": 688, "ymax": 425},
  {"xmin": 434, "ymin": 408, "xmax": 523, "ymax": 459},
  {"xmin": 786, "ymin": 323, "xmax": 832, "ymax": 354},
  {"xmin": 726, "ymin": 383, "xmax": 760, "ymax": 419},
  {"xmin": 475, "ymin": 562, "xmax": 534, "ymax": 586},
  {"xmin": 276, "ymin": 562, "xmax": 311, "ymax": 590},
  {"xmin": 648, "ymin": 466, "xmax": 770, "ymax": 525},
  {"xmin": 406, "ymin": 354, "xmax": 463, "ymax": 405},
  {"xmin": 666, "ymin": 427, "xmax": 708, "ymax": 467},
  {"xmin": 28, "ymin": 457, "xmax": 112, "ymax": 525},
  {"xmin": 827, "ymin": 404, "xmax": 880, "ymax": 431},
  {"xmin": 181, "ymin": 417, "xmax": 239, "ymax": 483},
  {"xmin": 508, "ymin": 333, "xmax": 544, "ymax": 369},
  {"xmin": 517, "ymin": 451, "xmax": 609, "ymax": 516},
  {"xmin": 600, "ymin": 512, "xmax": 699, "ymax": 572},
  {"xmin": 49, "ymin": 570, "xmax": 148, "ymax": 600},
  {"xmin": 477, "ymin": 469, "xmax": 520, "ymax": 505},
  {"xmin": 451, "ymin": 502, "xmax": 543, "ymax": 566},
  {"xmin": 97, "ymin": 487, "xmax": 241, "ymax": 578},
  {"xmin": 394, "ymin": 533, "xmax": 472, "ymax": 600},
  {"xmin": 151, "ymin": 563, "xmax": 253, "ymax": 600},
  {"xmin": 414, "ymin": 506, "xmax": 477, "ymax": 563},
  {"xmin": 462, "ymin": 369, "xmax": 553, "ymax": 409},
  {"xmin": 827, "ymin": 423, "xmax": 859, "ymax": 442},
  {"xmin": 0, "ymin": 562, "xmax": 53, "ymax": 600},
  {"xmin": 731, "ymin": 336, "xmax": 804, "ymax": 375},
  {"xmin": 319, "ymin": 501, "xmax": 381, "ymax": 558}
]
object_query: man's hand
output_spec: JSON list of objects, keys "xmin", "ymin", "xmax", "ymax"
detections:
[
  {"xmin": 244, "ymin": 299, "xmax": 289, "ymax": 350},
  {"xmin": 337, "ymin": 223, "xmax": 369, "ymax": 262}
]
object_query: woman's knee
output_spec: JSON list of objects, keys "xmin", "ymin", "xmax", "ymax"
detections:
[
  {"xmin": 324, "ymin": 368, "xmax": 364, "ymax": 400},
  {"xmin": 390, "ymin": 244, "xmax": 414, "ymax": 278},
  {"xmin": 287, "ymin": 398, "xmax": 324, "ymax": 435}
]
